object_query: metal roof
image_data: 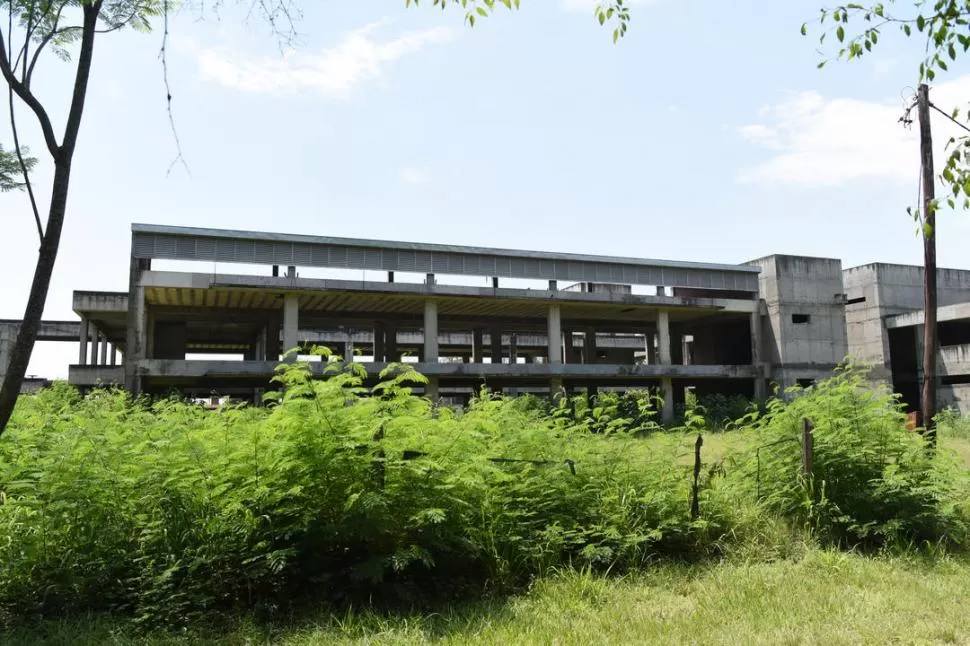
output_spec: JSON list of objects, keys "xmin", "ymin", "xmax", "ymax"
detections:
[{"xmin": 131, "ymin": 223, "xmax": 760, "ymax": 293}]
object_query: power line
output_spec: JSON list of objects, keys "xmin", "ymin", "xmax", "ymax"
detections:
[{"xmin": 929, "ymin": 101, "xmax": 970, "ymax": 135}]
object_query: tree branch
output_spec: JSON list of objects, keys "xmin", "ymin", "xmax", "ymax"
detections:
[
  {"xmin": 25, "ymin": 3, "xmax": 66, "ymax": 89},
  {"xmin": 7, "ymin": 1, "xmax": 43, "ymax": 243},
  {"xmin": 0, "ymin": 27, "xmax": 59, "ymax": 156},
  {"xmin": 159, "ymin": 0, "xmax": 189, "ymax": 175}
]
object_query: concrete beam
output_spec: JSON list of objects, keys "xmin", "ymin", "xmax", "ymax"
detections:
[
  {"xmin": 131, "ymin": 222, "xmax": 761, "ymax": 293},
  {"xmin": 139, "ymin": 271, "xmax": 759, "ymax": 314},
  {"xmin": 130, "ymin": 359, "xmax": 759, "ymax": 380},
  {"xmin": 886, "ymin": 301, "xmax": 970, "ymax": 328}
]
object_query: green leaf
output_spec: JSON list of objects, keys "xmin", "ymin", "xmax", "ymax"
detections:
[{"xmin": 837, "ymin": 25, "xmax": 845, "ymax": 42}]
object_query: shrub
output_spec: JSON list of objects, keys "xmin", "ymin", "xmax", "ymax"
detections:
[
  {"xmin": 0, "ymin": 358, "xmax": 717, "ymax": 627},
  {"xmin": 732, "ymin": 365, "xmax": 970, "ymax": 549}
]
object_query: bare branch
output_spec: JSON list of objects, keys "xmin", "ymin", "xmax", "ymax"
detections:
[
  {"xmin": 159, "ymin": 0, "xmax": 189, "ymax": 175},
  {"xmin": 26, "ymin": 3, "xmax": 67, "ymax": 89},
  {"xmin": 7, "ymin": 0, "xmax": 43, "ymax": 242},
  {"xmin": 0, "ymin": 28, "xmax": 60, "ymax": 156}
]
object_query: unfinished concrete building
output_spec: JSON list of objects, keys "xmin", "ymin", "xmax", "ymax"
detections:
[
  {"xmin": 62, "ymin": 224, "xmax": 776, "ymax": 422},
  {"xmin": 6, "ymin": 223, "xmax": 970, "ymax": 418}
]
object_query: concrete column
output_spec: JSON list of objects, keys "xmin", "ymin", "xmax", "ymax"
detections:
[
  {"xmin": 472, "ymin": 328, "xmax": 484, "ymax": 363},
  {"xmin": 374, "ymin": 321, "xmax": 386, "ymax": 362},
  {"xmin": 661, "ymin": 377, "xmax": 675, "ymax": 423},
  {"xmin": 646, "ymin": 331, "xmax": 657, "ymax": 364},
  {"xmin": 547, "ymin": 305, "xmax": 562, "ymax": 365},
  {"xmin": 424, "ymin": 300, "xmax": 439, "ymax": 362},
  {"xmin": 265, "ymin": 317, "xmax": 281, "ymax": 362},
  {"xmin": 98, "ymin": 334, "xmax": 108, "ymax": 366},
  {"xmin": 490, "ymin": 327, "xmax": 503, "ymax": 364},
  {"xmin": 386, "ymin": 324, "xmax": 398, "ymax": 362},
  {"xmin": 78, "ymin": 316, "xmax": 90, "ymax": 366},
  {"xmin": 658, "ymin": 311, "xmax": 671, "ymax": 365},
  {"xmin": 426, "ymin": 377, "xmax": 439, "ymax": 401},
  {"xmin": 110, "ymin": 346, "xmax": 118, "ymax": 367},
  {"xmin": 124, "ymin": 257, "xmax": 151, "ymax": 394},
  {"xmin": 584, "ymin": 329, "xmax": 597, "ymax": 364},
  {"xmin": 671, "ymin": 324, "xmax": 684, "ymax": 366},
  {"xmin": 346, "ymin": 337, "xmax": 355, "ymax": 362},
  {"xmin": 550, "ymin": 377, "xmax": 563, "ymax": 398},
  {"xmin": 0, "ymin": 325, "xmax": 14, "ymax": 387},
  {"xmin": 283, "ymin": 294, "xmax": 299, "ymax": 361},
  {"xmin": 751, "ymin": 310, "xmax": 765, "ymax": 403},
  {"xmin": 509, "ymin": 333, "xmax": 518, "ymax": 364},
  {"xmin": 89, "ymin": 328, "xmax": 100, "ymax": 365}
]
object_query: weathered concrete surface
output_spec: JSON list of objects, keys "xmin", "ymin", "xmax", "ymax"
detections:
[
  {"xmin": 844, "ymin": 263, "xmax": 970, "ymax": 384},
  {"xmin": 135, "ymin": 359, "xmax": 758, "ymax": 380},
  {"xmin": 68, "ymin": 365, "xmax": 125, "ymax": 387},
  {"xmin": 73, "ymin": 291, "xmax": 128, "ymax": 314},
  {"xmin": 131, "ymin": 222, "xmax": 761, "ymax": 293},
  {"xmin": 941, "ymin": 384, "xmax": 970, "ymax": 415},
  {"xmin": 747, "ymin": 255, "xmax": 848, "ymax": 389},
  {"xmin": 1, "ymin": 320, "xmax": 83, "ymax": 392},
  {"xmin": 940, "ymin": 344, "xmax": 970, "ymax": 377},
  {"xmin": 140, "ymin": 271, "xmax": 760, "ymax": 314},
  {"xmin": 886, "ymin": 302, "xmax": 970, "ymax": 329},
  {"xmin": 0, "ymin": 319, "xmax": 82, "ymax": 341}
]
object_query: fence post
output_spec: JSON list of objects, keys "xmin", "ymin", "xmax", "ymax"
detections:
[
  {"xmin": 690, "ymin": 434, "xmax": 703, "ymax": 520},
  {"xmin": 802, "ymin": 418, "xmax": 814, "ymax": 481}
]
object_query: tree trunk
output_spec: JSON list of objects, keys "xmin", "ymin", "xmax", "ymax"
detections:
[
  {"xmin": 0, "ymin": 2, "xmax": 101, "ymax": 436},
  {"xmin": 0, "ymin": 163, "xmax": 72, "ymax": 433}
]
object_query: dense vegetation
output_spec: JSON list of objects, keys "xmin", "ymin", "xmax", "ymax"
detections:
[{"xmin": 0, "ymin": 358, "xmax": 967, "ymax": 634}]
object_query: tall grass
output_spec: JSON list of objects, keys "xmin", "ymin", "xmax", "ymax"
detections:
[{"xmin": 0, "ymin": 359, "xmax": 967, "ymax": 630}]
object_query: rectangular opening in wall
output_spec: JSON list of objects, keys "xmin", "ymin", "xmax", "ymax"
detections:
[
  {"xmin": 791, "ymin": 313, "xmax": 811, "ymax": 324},
  {"xmin": 846, "ymin": 296, "xmax": 867, "ymax": 305},
  {"xmin": 796, "ymin": 378, "xmax": 816, "ymax": 388}
]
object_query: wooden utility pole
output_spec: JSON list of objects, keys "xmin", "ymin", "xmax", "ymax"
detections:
[{"xmin": 917, "ymin": 83, "xmax": 938, "ymax": 448}]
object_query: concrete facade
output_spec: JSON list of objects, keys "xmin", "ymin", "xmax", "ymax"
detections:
[
  {"xmin": 11, "ymin": 222, "xmax": 970, "ymax": 418},
  {"xmin": 745, "ymin": 255, "xmax": 849, "ymax": 393}
]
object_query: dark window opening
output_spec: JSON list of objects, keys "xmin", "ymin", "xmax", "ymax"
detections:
[
  {"xmin": 796, "ymin": 378, "xmax": 816, "ymax": 388},
  {"xmin": 792, "ymin": 314, "xmax": 811, "ymax": 324},
  {"xmin": 846, "ymin": 296, "xmax": 866, "ymax": 305}
]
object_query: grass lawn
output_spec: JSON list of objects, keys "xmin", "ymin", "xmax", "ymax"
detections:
[{"xmin": 9, "ymin": 550, "xmax": 970, "ymax": 645}]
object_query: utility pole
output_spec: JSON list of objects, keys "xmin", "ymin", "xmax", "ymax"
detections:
[{"xmin": 917, "ymin": 83, "xmax": 938, "ymax": 448}]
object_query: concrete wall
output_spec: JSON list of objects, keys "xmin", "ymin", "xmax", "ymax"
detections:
[
  {"xmin": 941, "ymin": 384, "xmax": 970, "ymax": 415},
  {"xmin": 747, "ymin": 255, "xmax": 848, "ymax": 390},
  {"xmin": 844, "ymin": 263, "xmax": 970, "ymax": 384},
  {"xmin": 0, "ymin": 324, "xmax": 14, "ymax": 389}
]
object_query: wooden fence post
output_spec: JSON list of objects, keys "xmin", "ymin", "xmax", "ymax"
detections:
[
  {"xmin": 802, "ymin": 418, "xmax": 814, "ymax": 481},
  {"xmin": 690, "ymin": 434, "xmax": 703, "ymax": 520}
]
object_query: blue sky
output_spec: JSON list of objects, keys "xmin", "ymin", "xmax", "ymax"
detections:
[{"xmin": 3, "ymin": 0, "xmax": 970, "ymax": 377}]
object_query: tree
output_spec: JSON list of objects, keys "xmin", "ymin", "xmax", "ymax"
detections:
[
  {"xmin": 805, "ymin": 1, "xmax": 970, "ymax": 440},
  {"xmin": 0, "ymin": 0, "xmax": 633, "ymax": 436}
]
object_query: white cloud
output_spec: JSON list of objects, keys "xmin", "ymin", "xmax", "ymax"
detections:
[
  {"xmin": 195, "ymin": 21, "xmax": 453, "ymax": 98},
  {"xmin": 561, "ymin": 0, "xmax": 655, "ymax": 12},
  {"xmin": 400, "ymin": 167, "xmax": 429, "ymax": 185},
  {"xmin": 738, "ymin": 75, "xmax": 970, "ymax": 187}
]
